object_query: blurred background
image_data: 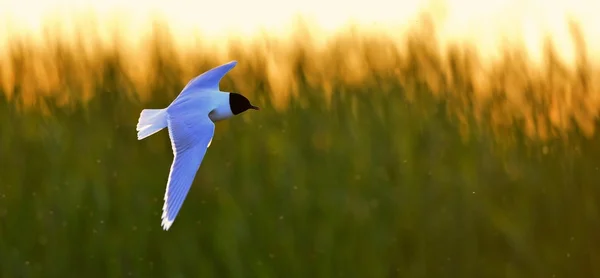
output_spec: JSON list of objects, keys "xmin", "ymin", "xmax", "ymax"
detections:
[{"xmin": 1, "ymin": 0, "xmax": 600, "ymax": 277}]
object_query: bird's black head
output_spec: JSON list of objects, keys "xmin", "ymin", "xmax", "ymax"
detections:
[{"xmin": 229, "ymin": 93, "xmax": 259, "ymax": 115}]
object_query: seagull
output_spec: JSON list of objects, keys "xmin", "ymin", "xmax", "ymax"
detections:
[{"xmin": 135, "ymin": 60, "xmax": 259, "ymax": 231}]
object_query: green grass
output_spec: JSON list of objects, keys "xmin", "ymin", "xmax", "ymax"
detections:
[{"xmin": 1, "ymin": 17, "xmax": 600, "ymax": 278}]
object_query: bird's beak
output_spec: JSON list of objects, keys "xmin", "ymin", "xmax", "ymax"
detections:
[{"xmin": 250, "ymin": 105, "xmax": 260, "ymax": 110}]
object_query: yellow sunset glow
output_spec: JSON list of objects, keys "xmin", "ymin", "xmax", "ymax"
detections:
[{"xmin": 2, "ymin": 0, "xmax": 600, "ymax": 63}]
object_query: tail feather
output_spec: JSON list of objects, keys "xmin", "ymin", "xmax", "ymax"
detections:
[{"xmin": 137, "ymin": 108, "xmax": 168, "ymax": 140}]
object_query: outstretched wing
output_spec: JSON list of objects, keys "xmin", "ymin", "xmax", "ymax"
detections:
[
  {"xmin": 161, "ymin": 112, "xmax": 215, "ymax": 230},
  {"xmin": 178, "ymin": 60, "xmax": 237, "ymax": 97}
]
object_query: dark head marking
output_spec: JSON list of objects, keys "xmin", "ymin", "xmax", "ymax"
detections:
[{"xmin": 229, "ymin": 93, "xmax": 259, "ymax": 115}]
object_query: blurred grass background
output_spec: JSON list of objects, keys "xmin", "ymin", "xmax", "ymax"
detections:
[{"xmin": 1, "ymin": 11, "xmax": 600, "ymax": 278}]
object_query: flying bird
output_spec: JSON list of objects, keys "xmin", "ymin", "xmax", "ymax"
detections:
[{"xmin": 135, "ymin": 60, "xmax": 259, "ymax": 230}]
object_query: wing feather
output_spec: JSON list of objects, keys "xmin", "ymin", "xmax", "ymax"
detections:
[
  {"xmin": 161, "ymin": 113, "xmax": 215, "ymax": 230},
  {"xmin": 176, "ymin": 60, "xmax": 237, "ymax": 100}
]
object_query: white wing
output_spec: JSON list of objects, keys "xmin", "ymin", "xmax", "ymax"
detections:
[
  {"xmin": 174, "ymin": 60, "xmax": 237, "ymax": 101},
  {"xmin": 161, "ymin": 110, "xmax": 215, "ymax": 230}
]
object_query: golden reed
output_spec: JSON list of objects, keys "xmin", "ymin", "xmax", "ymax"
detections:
[{"xmin": 1, "ymin": 4, "xmax": 599, "ymax": 142}]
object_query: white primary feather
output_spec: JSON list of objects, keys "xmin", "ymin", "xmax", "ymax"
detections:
[{"xmin": 161, "ymin": 108, "xmax": 215, "ymax": 230}]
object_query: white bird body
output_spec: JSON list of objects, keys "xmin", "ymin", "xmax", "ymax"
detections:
[
  {"xmin": 207, "ymin": 92, "xmax": 235, "ymax": 122},
  {"xmin": 135, "ymin": 60, "xmax": 258, "ymax": 230}
]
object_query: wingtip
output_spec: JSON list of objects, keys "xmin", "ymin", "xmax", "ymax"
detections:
[
  {"xmin": 161, "ymin": 201, "xmax": 173, "ymax": 230},
  {"xmin": 161, "ymin": 218, "xmax": 173, "ymax": 231}
]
